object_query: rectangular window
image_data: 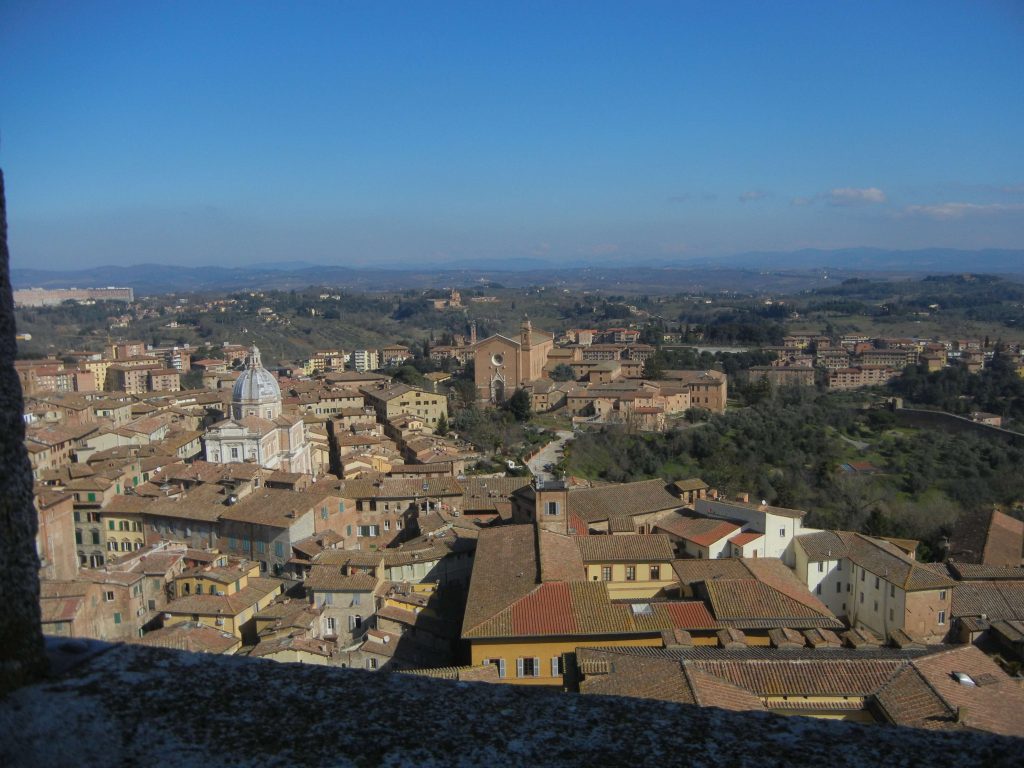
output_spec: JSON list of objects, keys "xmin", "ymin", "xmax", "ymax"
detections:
[
  {"xmin": 104, "ymin": 590, "xmax": 115, "ymax": 601},
  {"xmin": 75, "ymin": 530, "xmax": 82, "ymax": 545},
  {"xmin": 860, "ymin": 571, "xmax": 865, "ymax": 582},
  {"xmin": 779, "ymin": 527, "xmax": 785, "ymax": 537},
  {"xmin": 384, "ymin": 520, "xmax": 390, "ymax": 531},
  {"xmin": 818, "ymin": 562, "xmax": 824, "ymax": 573},
  {"xmin": 649, "ymin": 565, "xmax": 660, "ymax": 580},
  {"xmin": 274, "ymin": 541, "xmax": 284, "ymax": 558},
  {"xmin": 349, "ymin": 615, "xmax": 362, "ymax": 630},
  {"xmin": 229, "ymin": 537, "xmax": 238, "ymax": 550},
  {"xmin": 873, "ymin": 600, "xmax": 878, "ymax": 612},
  {"xmin": 326, "ymin": 617, "xmax": 336, "ymax": 632},
  {"xmin": 366, "ymin": 658, "xmax": 378, "ymax": 670},
  {"xmin": 889, "ymin": 608, "xmax": 894, "ymax": 621},
  {"xmin": 551, "ymin": 656, "xmax": 563, "ymax": 677},
  {"xmin": 346, "ymin": 525, "xmax": 352, "ymax": 537},
  {"xmin": 352, "ymin": 593, "xmax": 361, "ymax": 606},
  {"xmin": 625, "ymin": 566, "xmax": 636, "ymax": 581},
  {"xmin": 601, "ymin": 566, "xmax": 611, "ymax": 581},
  {"xmin": 113, "ymin": 612, "xmax": 122, "ymax": 625},
  {"xmin": 73, "ymin": 511, "xmax": 81, "ymax": 523},
  {"xmin": 890, "ymin": 584, "xmax": 895, "ymax": 598},
  {"xmin": 256, "ymin": 540, "xmax": 266, "ymax": 554},
  {"xmin": 815, "ymin": 584, "xmax": 821, "ymax": 595},
  {"xmin": 108, "ymin": 520, "xmax": 115, "ymax": 530},
  {"xmin": 939, "ymin": 590, "xmax": 946, "ymax": 600},
  {"xmin": 938, "ymin": 610, "xmax": 946, "ymax": 625},
  {"xmin": 321, "ymin": 506, "xmax": 329, "ymax": 520},
  {"xmin": 836, "ymin": 560, "xmax": 842, "ymax": 571},
  {"xmin": 859, "ymin": 592, "xmax": 864, "ymax": 604},
  {"xmin": 88, "ymin": 493, "xmax": 96, "ymax": 502},
  {"xmin": 875, "ymin": 576, "xmax": 880, "ymax": 589},
  {"xmin": 836, "ymin": 582, "xmax": 842, "ymax": 593},
  {"xmin": 517, "ymin": 657, "xmax": 540, "ymax": 678},
  {"xmin": 546, "ymin": 501, "xmax": 559, "ymax": 516}
]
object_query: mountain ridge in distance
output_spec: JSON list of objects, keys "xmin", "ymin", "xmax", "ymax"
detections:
[{"xmin": 12, "ymin": 248, "xmax": 1023, "ymax": 294}]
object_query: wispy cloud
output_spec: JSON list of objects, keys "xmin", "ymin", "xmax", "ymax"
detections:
[
  {"xmin": 739, "ymin": 190, "xmax": 768, "ymax": 203},
  {"xmin": 901, "ymin": 202, "xmax": 1024, "ymax": 220},
  {"xmin": 790, "ymin": 196, "xmax": 816, "ymax": 207},
  {"xmin": 827, "ymin": 187, "xmax": 886, "ymax": 206}
]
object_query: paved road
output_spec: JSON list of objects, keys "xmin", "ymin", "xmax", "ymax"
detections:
[{"xmin": 527, "ymin": 430, "xmax": 574, "ymax": 481}]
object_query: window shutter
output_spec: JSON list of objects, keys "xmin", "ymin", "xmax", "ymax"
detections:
[
  {"xmin": 516, "ymin": 658, "xmax": 524, "ymax": 678},
  {"xmin": 551, "ymin": 656, "xmax": 560, "ymax": 677},
  {"xmin": 533, "ymin": 657, "xmax": 541, "ymax": 677},
  {"xmin": 498, "ymin": 659, "xmax": 506, "ymax": 679}
]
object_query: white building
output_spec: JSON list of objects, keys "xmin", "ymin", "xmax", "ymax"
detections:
[
  {"xmin": 203, "ymin": 346, "xmax": 313, "ymax": 475},
  {"xmin": 693, "ymin": 497, "xmax": 816, "ymax": 566},
  {"xmin": 352, "ymin": 350, "xmax": 380, "ymax": 373},
  {"xmin": 794, "ymin": 530, "xmax": 954, "ymax": 643}
]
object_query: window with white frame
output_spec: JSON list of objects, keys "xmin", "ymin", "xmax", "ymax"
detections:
[
  {"xmin": 938, "ymin": 610, "xmax": 946, "ymax": 625},
  {"xmin": 516, "ymin": 657, "xmax": 541, "ymax": 678}
]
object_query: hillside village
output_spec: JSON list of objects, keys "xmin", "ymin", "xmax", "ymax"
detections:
[{"xmin": 17, "ymin": 311, "xmax": 1024, "ymax": 739}]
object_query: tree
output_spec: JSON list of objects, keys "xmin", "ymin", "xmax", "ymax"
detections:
[
  {"xmin": 504, "ymin": 388, "xmax": 532, "ymax": 422},
  {"xmin": 435, "ymin": 412, "xmax": 449, "ymax": 436},
  {"xmin": 550, "ymin": 363, "xmax": 576, "ymax": 382},
  {"xmin": 642, "ymin": 353, "xmax": 666, "ymax": 380}
]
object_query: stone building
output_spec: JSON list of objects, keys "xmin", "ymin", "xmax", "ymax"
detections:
[{"xmin": 473, "ymin": 318, "xmax": 554, "ymax": 405}]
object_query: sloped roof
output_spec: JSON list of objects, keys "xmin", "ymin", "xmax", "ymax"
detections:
[
  {"xmin": 797, "ymin": 530, "xmax": 954, "ymax": 591},
  {"xmin": 575, "ymin": 534, "xmax": 675, "ymax": 563},
  {"xmin": 569, "ymin": 479, "xmax": 680, "ymax": 524}
]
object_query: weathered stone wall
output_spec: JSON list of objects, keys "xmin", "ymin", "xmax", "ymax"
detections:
[{"xmin": 0, "ymin": 169, "xmax": 47, "ymax": 692}]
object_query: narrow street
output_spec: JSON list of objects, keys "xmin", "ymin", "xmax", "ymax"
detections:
[{"xmin": 526, "ymin": 430, "xmax": 574, "ymax": 481}]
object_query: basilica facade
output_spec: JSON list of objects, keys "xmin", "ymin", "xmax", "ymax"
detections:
[{"xmin": 203, "ymin": 346, "xmax": 313, "ymax": 475}]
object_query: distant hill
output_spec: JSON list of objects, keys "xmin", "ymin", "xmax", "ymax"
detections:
[{"xmin": 12, "ymin": 248, "xmax": 1023, "ymax": 295}]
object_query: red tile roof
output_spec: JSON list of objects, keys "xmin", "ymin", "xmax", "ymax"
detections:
[{"xmin": 511, "ymin": 583, "xmax": 577, "ymax": 636}]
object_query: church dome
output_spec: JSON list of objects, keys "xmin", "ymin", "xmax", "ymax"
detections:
[{"xmin": 232, "ymin": 345, "xmax": 281, "ymax": 406}]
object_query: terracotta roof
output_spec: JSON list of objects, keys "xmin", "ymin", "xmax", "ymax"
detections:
[
  {"xmin": 575, "ymin": 534, "xmax": 675, "ymax": 563},
  {"xmin": 982, "ymin": 510, "xmax": 1024, "ymax": 568},
  {"xmin": 672, "ymin": 478, "xmax": 709, "ymax": 493},
  {"xmin": 462, "ymin": 526, "xmax": 539, "ymax": 637},
  {"xmin": 165, "ymin": 577, "xmax": 283, "ymax": 617},
  {"xmin": 893, "ymin": 646, "xmax": 1024, "ymax": 735},
  {"xmin": 728, "ymin": 532, "xmax": 763, "ymax": 546},
  {"xmin": 703, "ymin": 580, "xmax": 841, "ymax": 628},
  {"xmin": 672, "ymin": 558, "xmax": 752, "ymax": 586},
  {"xmin": 135, "ymin": 622, "xmax": 239, "ymax": 654},
  {"xmin": 305, "ymin": 566, "xmax": 380, "ymax": 592},
  {"xmin": 951, "ymin": 580, "xmax": 1024, "ymax": 622},
  {"xmin": 654, "ymin": 516, "xmax": 740, "ymax": 547},
  {"xmin": 568, "ymin": 479, "xmax": 680, "ymax": 524}
]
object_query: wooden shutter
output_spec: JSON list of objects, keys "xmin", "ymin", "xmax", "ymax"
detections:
[{"xmin": 516, "ymin": 658, "xmax": 524, "ymax": 678}]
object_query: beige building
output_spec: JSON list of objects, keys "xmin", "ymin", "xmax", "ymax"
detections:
[
  {"xmin": 795, "ymin": 530, "xmax": 954, "ymax": 643},
  {"xmin": 360, "ymin": 383, "xmax": 448, "ymax": 427},
  {"xmin": 474, "ymin": 318, "xmax": 554, "ymax": 405}
]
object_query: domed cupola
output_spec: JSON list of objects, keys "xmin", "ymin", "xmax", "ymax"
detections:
[{"xmin": 231, "ymin": 345, "xmax": 282, "ymax": 420}]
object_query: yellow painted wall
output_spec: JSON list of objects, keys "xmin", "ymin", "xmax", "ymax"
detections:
[{"xmin": 470, "ymin": 635, "xmax": 662, "ymax": 686}]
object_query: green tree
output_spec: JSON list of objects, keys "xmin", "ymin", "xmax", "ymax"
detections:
[
  {"xmin": 550, "ymin": 363, "xmax": 576, "ymax": 381},
  {"xmin": 504, "ymin": 388, "xmax": 532, "ymax": 422},
  {"xmin": 435, "ymin": 412, "xmax": 449, "ymax": 436}
]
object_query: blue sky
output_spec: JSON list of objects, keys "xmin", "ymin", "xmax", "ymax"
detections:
[{"xmin": 1, "ymin": 1, "xmax": 1022, "ymax": 269}]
